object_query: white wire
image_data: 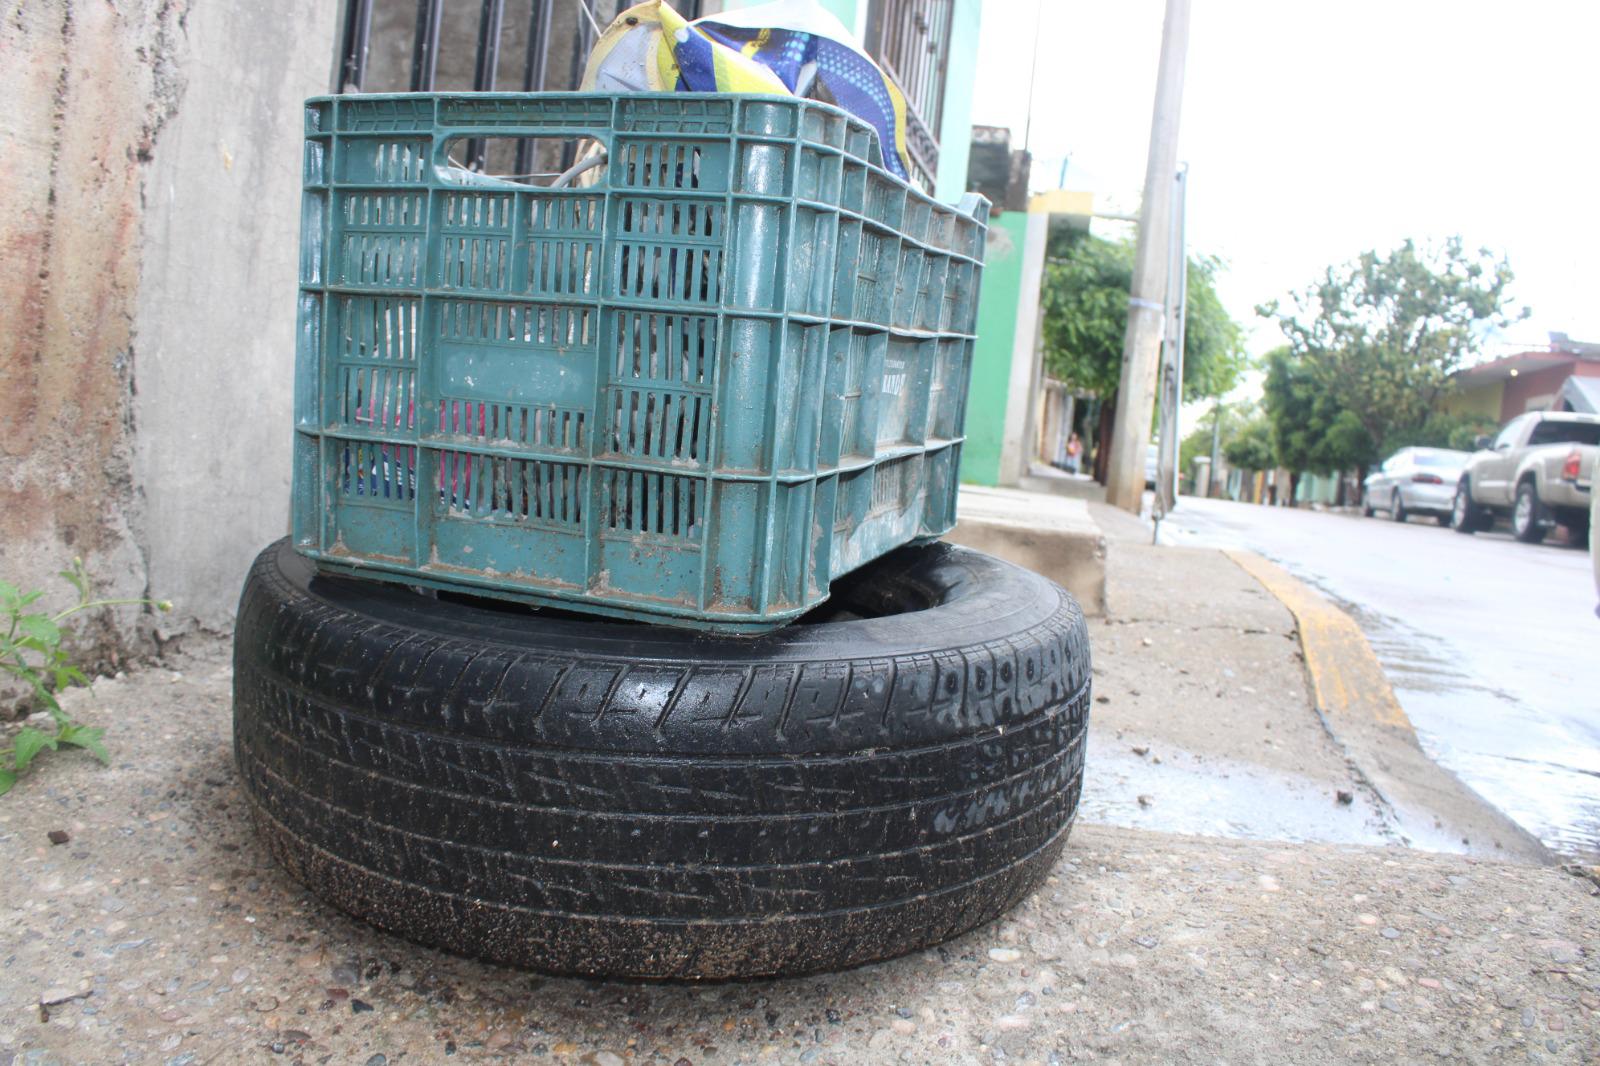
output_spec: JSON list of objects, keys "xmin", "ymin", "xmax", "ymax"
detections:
[
  {"xmin": 552, "ymin": 149, "xmax": 608, "ymax": 188},
  {"xmin": 575, "ymin": 0, "xmax": 603, "ymax": 38}
]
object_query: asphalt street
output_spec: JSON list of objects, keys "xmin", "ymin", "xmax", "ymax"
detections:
[{"xmin": 1158, "ymin": 495, "xmax": 1600, "ymax": 862}]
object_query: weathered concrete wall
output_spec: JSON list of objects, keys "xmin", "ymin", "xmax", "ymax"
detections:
[
  {"xmin": 0, "ymin": 0, "xmax": 335, "ymax": 654},
  {"xmin": 0, "ymin": 0, "xmax": 187, "ymax": 653},
  {"xmin": 132, "ymin": 0, "xmax": 334, "ymax": 634}
]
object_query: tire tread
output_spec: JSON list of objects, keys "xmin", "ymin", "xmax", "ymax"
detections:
[{"xmin": 233, "ymin": 539, "xmax": 1090, "ymax": 978}]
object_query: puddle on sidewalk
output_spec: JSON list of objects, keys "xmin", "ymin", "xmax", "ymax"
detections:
[
  {"xmin": 1083, "ymin": 525, "xmax": 1405, "ymax": 850},
  {"xmin": 1078, "ymin": 730, "xmax": 1415, "ymax": 849}
]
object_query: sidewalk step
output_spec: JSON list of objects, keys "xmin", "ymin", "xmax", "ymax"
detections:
[{"xmin": 944, "ymin": 485, "xmax": 1107, "ymax": 615}]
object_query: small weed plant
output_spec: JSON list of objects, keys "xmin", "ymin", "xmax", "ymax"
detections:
[{"xmin": 0, "ymin": 561, "xmax": 170, "ymax": 795}]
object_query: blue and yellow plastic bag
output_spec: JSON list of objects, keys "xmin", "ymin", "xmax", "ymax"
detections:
[{"xmin": 582, "ymin": 0, "xmax": 915, "ymax": 182}]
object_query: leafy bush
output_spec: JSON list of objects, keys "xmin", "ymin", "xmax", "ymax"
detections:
[{"xmin": 0, "ymin": 562, "xmax": 170, "ymax": 796}]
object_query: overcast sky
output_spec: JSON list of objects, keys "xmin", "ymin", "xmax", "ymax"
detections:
[{"xmin": 971, "ymin": 0, "xmax": 1600, "ymax": 361}]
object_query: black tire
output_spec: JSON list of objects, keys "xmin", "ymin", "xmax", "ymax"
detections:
[
  {"xmin": 1435, "ymin": 513, "xmax": 1452, "ymax": 527},
  {"xmin": 1512, "ymin": 481, "xmax": 1547, "ymax": 544},
  {"xmin": 1391, "ymin": 490, "xmax": 1408, "ymax": 523},
  {"xmin": 1361, "ymin": 491, "xmax": 1374, "ymax": 518},
  {"xmin": 233, "ymin": 539, "xmax": 1090, "ymax": 979},
  {"xmin": 1452, "ymin": 480, "xmax": 1488, "ymax": 534}
]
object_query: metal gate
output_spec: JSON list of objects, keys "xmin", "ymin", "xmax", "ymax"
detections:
[
  {"xmin": 334, "ymin": 0, "xmax": 706, "ymax": 174},
  {"xmin": 334, "ymin": 0, "xmax": 950, "ymax": 190}
]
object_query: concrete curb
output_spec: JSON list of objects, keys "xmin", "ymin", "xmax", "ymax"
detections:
[
  {"xmin": 946, "ymin": 486, "xmax": 1108, "ymax": 616},
  {"xmin": 1225, "ymin": 550, "xmax": 1416, "ymax": 734},
  {"xmin": 1225, "ymin": 549, "xmax": 1552, "ymax": 864}
]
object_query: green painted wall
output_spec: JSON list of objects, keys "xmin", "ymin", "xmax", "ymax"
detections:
[
  {"xmin": 962, "ymin": 212, "xmax": 1029, "ymax": 486},
  {"xmin": 721, "ymin": 0, "xmax": 861, "ymax": 31},
  {"xmin": 1295, "ymin": 472, "xmax": 1339, "ymax": 506},
  {"xmin": 817, "ymin": 0, "xmax": 862, "ymax": 29}
]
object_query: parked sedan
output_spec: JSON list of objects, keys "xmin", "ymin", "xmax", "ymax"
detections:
[{"xmin": 1362, "ymin": 447, "xmax": 1470, "ymax": 524}]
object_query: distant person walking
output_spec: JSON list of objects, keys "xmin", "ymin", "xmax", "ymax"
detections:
[{"xmin": 1065, "ymin": 432, "xmax": 1083, "ymax": 474}]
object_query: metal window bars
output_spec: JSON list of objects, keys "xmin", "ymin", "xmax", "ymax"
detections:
[
  {"xmin": 337, "ymin": 1, "xmax": 702, "ymax": 96},
  {"xmin": 865, "ymin": 0, "xmax": 954, "ymax": 190},
  {"xmin": 334, "ymin": 0, "xmax": 947, "ymax": 185}
]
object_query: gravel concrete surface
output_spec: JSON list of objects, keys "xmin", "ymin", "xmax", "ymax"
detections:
[
  {"xmin": 1094, "ymin": 542, "xmax": 1346, "ymax": 776},
  {"xmin": 3, "ymin": 637, "xmax": 1599, "ymax": 1065},
  {"xmin": 1084, "ymin": 541, "xmax": 1399, "ymax": 848}
]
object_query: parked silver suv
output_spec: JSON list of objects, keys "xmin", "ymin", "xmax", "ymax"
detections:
[{"xmin": 1452, "ymin": 411, "xmax": 1598, "ymax": 543}]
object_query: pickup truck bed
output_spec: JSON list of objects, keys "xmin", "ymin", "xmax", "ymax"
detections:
[{"xmin": 1453, "ymin": 411, "xmax": 1598, "ymax": 543}]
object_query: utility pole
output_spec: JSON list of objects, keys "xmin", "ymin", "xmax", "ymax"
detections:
[
  {"xmin": 1209, "ymin": 401, "xmax": 1223, "ymax": 497},
  {"xmin": 1104, "ymin": 0, "xmax": 1192, "ymax": 513},
  {"xmin": 1152, "ymin": 164, "xmax": 1189, "ymax": 524}
]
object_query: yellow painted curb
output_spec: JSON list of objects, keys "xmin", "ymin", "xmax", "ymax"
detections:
[{"xmin": 1226, "ymin": 550, "xmax": 1416, "ymax": 736}]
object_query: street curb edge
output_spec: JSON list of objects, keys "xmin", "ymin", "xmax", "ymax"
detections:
[
  {"xmin": 1224, "ymin": 549, "xmax": 1416, "ymax": 736},
  {"xmin": 1224, "ymin": 548, "xmax": 1552, "ymax": 864}
]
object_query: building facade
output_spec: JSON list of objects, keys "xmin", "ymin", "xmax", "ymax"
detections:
[{"xmin": 1445, "ymin": 334, "xmax": 1600, "ymax": 424}]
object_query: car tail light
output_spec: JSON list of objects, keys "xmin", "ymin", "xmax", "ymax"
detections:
[
  {"xmin": 1562, "ymin": 449, "xmax": 1582, "ymax": 481},
  {"xmin": 1410, "ymin": 473, "xmax": 1443, "ymax": 484}
]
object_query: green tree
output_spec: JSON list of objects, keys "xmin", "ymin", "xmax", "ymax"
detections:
[
  {"xmin": 1040, "ymin": 234, "xmax": 1134, "ymax": 399},
  {"xmin": 1178, "ymin": 407, "xmax": 1222, "ymax": 484},
  {"xmin": 1223, "ymin": 416, "xmax": 1277, "ymax": 472},
  {"xmin": 1042, "ymin": 230, "xmax": 1247, "ymax": 400},
  {"xmin": 1261, "ymin": 346, "xmax": 1373, "ymax": 477},
  {"xmin": 1040, "ymin": 228, "xmax": 1248, "ymax": 481},
  {"xmin": 1383, "ymin": 409, "xmax": 1499, "ymax": 453},
  {"xmin": 1259, "ymin": 237, "xmax": 1528, "ymax": 456},
  {"xmin": 1179, "ymin": 402, "xmax": 1255, "ymax": 489},
  {"xmin": 1444, "ymin": 417, "xmax": 1498, "ymax": 452}
]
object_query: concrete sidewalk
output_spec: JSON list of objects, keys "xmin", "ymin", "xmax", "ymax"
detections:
[
  {"xmin": 1, "ymin": 646, "xmax": 1596, "ymax": 1065},
  {"xmin": 1, "ymin": 495, "xmax": 1596, "ymax": 1064},
  {"xmin": 1081, "ymin": 506, "xmax": 1546, "ymax": 862}
]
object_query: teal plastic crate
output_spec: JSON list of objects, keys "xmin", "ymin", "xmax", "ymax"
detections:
[{"xmin": 292, "ymin": 92, "xmax": 989, "ymax": 631}]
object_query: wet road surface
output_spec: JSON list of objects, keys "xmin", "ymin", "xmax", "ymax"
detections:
[{"xmin": 1159, "ymin": 496, "xmax": 1600, "ymax": 862}]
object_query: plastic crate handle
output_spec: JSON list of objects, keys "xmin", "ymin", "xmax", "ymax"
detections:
[
  {"xmin": 429, "ymin": 98, "xmax": 617, "ymax": 175},
  {"xmin": 430, "ymin": 131, "xmax": 615, "ymax": 173}
]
